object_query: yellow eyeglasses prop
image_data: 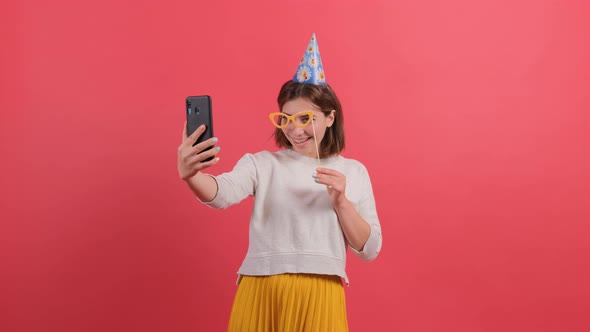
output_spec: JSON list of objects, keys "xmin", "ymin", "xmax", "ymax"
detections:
[{"xmin": 269, "ymin": 111, "xmax": 315, "ymax": 129}]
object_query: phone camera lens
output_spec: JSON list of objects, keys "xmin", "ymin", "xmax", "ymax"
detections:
[{"xmin": 187, "ymin": 100, "xmax": 192, "ymax": 106}]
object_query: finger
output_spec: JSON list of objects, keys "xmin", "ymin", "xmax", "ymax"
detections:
[
  {"xmin": 192, "ymin": 136, "xmax": 219, "ymax": 154},
  {"xmin": 312, "ymin": 170, "xmax": 338, "ymax": 183},
  {"xmin": 312, "ymin": 172, "xmax": 343, "ymax": 190},
  {"xmin": 183, "ymin": 124, "xmax": 206, "ymax": 148},
  {"xmin": 188, "ymin": 151, "xmax": 221, "ymax": 169},
  {"xmin": 198, "ymin": 156, "xmax": 221, "ymax": 169},
  {"xmin": 189, "ymin": 145, "xmax": 221, "ymax": 165},
  {"xmin": 182, "ymin": 121, "xmax": 188, "ymax": 140},
  {"xmin": 314, "ymin": 177, "xmax": 337, "ymax": 190},
  {"xmin": 315, "ymin": 167, "xmax": 342, "ymax": 176},
  {"xmin": 312, "ymin": 173, "xmax": 331, "ymax": 186}
]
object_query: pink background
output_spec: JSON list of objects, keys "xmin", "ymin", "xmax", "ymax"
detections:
[{"xmin": 2, "ymin": 0, "xmax": 589, "ymax": 331}]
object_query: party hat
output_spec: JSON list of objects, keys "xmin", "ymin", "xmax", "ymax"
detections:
[{"xmin": 292, "ymin": 33, "xmax": 327, "ymax": 85}]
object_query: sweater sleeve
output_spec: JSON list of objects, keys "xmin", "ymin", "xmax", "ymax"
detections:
[
  {"xmin": 349, "ymin": 165, "xmax": 383, "ymax": 261},
  {"xmin": 200, "ymin": 153, "xmax": 258, "ymax": 209}
]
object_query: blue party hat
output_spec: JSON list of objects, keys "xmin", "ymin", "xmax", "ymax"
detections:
[{"xmin": 292, "ymin": 33, "xmax": 327, "ymax": 85}]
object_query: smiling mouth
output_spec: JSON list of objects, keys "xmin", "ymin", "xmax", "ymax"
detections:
[{"xmin": 292, "ymin": 137, "xmax": 311, "ymax": 145}]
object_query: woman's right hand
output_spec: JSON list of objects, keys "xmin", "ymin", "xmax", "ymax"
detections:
[{"xmin": 177, "ymin": 123, "xmax": 220, "ymax": 181}]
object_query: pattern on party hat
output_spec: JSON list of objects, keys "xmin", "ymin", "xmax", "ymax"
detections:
[{"xmin": 292, "ymin": 33, "xmax": 327, "ymax": 85}]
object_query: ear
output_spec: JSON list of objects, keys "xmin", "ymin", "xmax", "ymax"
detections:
[{"xmin": 326, "ymin": 110, "xmax": 336, "ymax": 128}]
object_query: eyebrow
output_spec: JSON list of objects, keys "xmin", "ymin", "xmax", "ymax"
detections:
[{"xmin": 281, "ymin": 110, "xmax": 316, "ymax": 116}]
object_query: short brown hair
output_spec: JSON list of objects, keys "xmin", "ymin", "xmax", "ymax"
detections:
[{"xmin": 275, "ymin": 80, "xmax": 345, "ymax": 157}]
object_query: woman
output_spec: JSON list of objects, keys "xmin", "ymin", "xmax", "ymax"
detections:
[{"xmin": 177, "ymin": 34, "xmax": 382, "ymax": 332}]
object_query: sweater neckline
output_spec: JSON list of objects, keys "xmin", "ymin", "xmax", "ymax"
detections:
[{"xmin": 282, "ymin": 148, "xmax": 341, "ymax": 166}]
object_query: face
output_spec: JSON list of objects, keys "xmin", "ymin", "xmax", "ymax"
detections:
[{"xmin": 280, "ymin": 98, "xmax": 335, "ymax": 158}]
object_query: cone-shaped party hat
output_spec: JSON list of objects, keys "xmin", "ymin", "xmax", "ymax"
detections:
[{"xmin": 292, "ymin": 33, "xmax": 327, "ymax": 85}]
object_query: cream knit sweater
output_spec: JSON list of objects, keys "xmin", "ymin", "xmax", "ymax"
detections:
[{"xmin": 202, "ymin": 149, "xmax": 382, "ymax": 284}]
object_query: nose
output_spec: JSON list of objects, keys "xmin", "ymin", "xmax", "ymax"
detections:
[{"xmin": 287, "ymin": 122, "xmax": 305, "ymax": 135}]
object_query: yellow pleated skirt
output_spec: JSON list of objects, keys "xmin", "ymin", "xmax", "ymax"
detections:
[{"xmin": 227, "ymin": 273, "xmax": 349, "ymax": 332}]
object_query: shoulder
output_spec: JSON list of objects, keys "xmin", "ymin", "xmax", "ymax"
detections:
[
  {"xmin": 335, "ymin": 156, "xmax": 375, "ymax": 195},
  {"xmin": 232, "ymin": 150, "xmax": 297, "ymax": 179},
  {"xmin": 247, "ymin": 150, "xmax": 285, "ymax": 161},
  {"xmin": 236, "ymin": 150, "xmax": 289, "ymax": 167},
  {"xmin": 335, "ymin": 155, "xmax": 369, "ymax": 174}
]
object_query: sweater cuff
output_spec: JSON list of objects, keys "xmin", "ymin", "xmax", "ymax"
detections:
[
  {"xmin": 349, "ymin": 225, "xmax": 382, "ymax": 262},
  {"xmin": 197, "ymin": 174, "xmax": 223, "ymax": 208}
]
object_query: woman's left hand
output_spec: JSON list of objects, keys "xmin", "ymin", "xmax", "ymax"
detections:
[{"xmin": 313, "ymin": 167, "xmax": 347, "ymax": 207}]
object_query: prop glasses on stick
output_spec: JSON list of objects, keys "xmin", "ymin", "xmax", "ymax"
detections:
[{"xmin": 269, "ymin": 111, "xmax": 322, "ymax": 163}]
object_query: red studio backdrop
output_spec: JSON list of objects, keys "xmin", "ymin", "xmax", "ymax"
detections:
[{"xmin": 1, "ymin": 0, "xmax": 589, "ymax": 331}]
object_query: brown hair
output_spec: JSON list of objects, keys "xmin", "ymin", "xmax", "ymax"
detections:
[{"xmin": 275, "ymin": 80, "xmax": 345, "ymax": 157}]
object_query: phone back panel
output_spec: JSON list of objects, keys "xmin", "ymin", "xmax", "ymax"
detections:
[{"xmin": 186, "ymin": 95, "xmax": 214, "ymax": 146}]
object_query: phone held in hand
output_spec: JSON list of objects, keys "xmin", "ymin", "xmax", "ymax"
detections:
[{"xmin": 186, "ymin": 95, "xmax": 214, "ymax": 162}]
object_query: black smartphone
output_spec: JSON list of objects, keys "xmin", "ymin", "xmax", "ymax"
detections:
[{"xmin": 186, "ymin": 95, "xmax": 214, "ymax": 162}]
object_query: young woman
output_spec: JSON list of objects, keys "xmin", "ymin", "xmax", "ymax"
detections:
[{"xmin": 177, "ymin": 34, "xmax": 382, "ymax": 332}]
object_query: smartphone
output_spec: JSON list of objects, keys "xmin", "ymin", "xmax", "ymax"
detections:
[{"xmin": 186, "ymin": 95, "xmax": 214, "ymax": 162}]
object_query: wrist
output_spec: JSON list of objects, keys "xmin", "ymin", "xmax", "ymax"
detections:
[
  {"xmin": 333, "ymin": 194, "xmax": 351, "ymax": 210},
  {"xmin": 182, "ymin": 170, "xmax": 200, "ymax": 182}
]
